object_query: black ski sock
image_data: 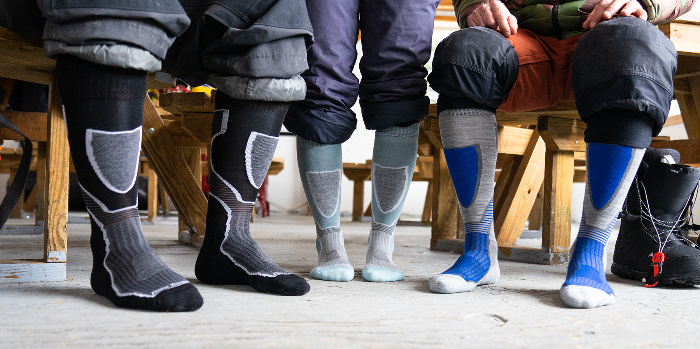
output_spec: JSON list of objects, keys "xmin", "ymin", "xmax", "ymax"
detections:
[
  {"xmin": 195, "ymin": 92, "xmax": 310, "ymax": 296},
  {"xmin": 57, "ymin": 55, "xmax": 203, "ymax": 311}
]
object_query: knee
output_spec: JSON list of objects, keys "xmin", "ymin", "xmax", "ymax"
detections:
[
  {"xmin": 284, "ymin": 104, "xmax": 357, "ymax": 144},
  {"xmin": 572, "ymin": 17, "xmax": 676, "ymax": 135},
  {"xmin": 428, "ymin": 27, "xmax": 519, "ymax": 111}
]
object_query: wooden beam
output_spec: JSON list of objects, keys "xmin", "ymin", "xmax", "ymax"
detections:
[
  {"xmin": 538, "ymin": 116, "xmax": 586, "ymax": 152},
  {"xmin": 141, "ymin": 96, "xmax": 208, "ymax": 237},
  {"xmin": 650, "ymin": 139, "xmax": 700, "ymax": 164},
  {"xmin": 431, "ymin": 148, "xmax": 459, "ymax": 248},
  {"xmin": 0, "ymin": 27, "xmax": 54, "ymax": 85},
  {"xmin": 159, "ymin": 92, "xmax": 214, "ymax": 116},
  {"xmin": 494, "ymin": 132, "xmax": 546, "ymax": 246},
  {"xmin": 44, "ymin": 72, "xmax": 69, "ymax": 264},
  {"xmin": 0, "ymin": 111, "xmax": 48, "ymax": 141},
  {"xmin": 660, "ymin": 22, "xmax": 700, "ymax": 57},
  {"xmin": 542, "ymin": 149, "xmax": 574, "ymax": 260}
]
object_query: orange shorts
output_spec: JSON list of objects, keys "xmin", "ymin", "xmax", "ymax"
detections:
[{"xmin": 498, "ymin": 29, "xmax": 582, "ymax": 113}]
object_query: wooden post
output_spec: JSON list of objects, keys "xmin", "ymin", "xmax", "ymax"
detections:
[
  {"xmin": 145, "ymin": 162, "xmax": 158, "ymax": 224},
  {"xmin": 430, "ymin": 148, "xmax": 458, "ymax": 248},
  {"xmin": 528, "ymin": 186, "xmax": 544, "ymax": 230},
  {"xmin": 353, "ymin": 180, "xmax": 364, "ymax": 222},
  {"xmin": 44, "ymin": 72, "xmax": 69, "ymax": 264},
  {"xmin": 542, "ymin": 149, "xmax": 574, "ymax": 258}
]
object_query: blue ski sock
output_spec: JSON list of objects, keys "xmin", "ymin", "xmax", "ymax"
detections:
[
  {"xmin": 428, "ymin": 108, "xmax": 499, "ymax": 293},
  {"xmin": 561, "ymin": 143, "xmax": 644, "ymax": 308}
]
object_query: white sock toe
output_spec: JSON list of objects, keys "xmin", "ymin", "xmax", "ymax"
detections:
[
  {"xmin": 429, "ymin": 274, "xmax": 476, "ymax": 294},
  {"xmin": 560, "ymin": 285, "xmax": 615, "ymax": 309}
]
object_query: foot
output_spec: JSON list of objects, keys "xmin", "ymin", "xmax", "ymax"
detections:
[
  {"xmin": 85, "ymin": 190, "xmax": 203, "ymax": 312},
  {"xmin": 311, "ymin": 226, "xmax": 354, "ymax": 281},
  {"xmin": 561, "ymin": 238, "xmax": 615, "ymax": 308},
  {"xmin": 429, "ymin": 224, "xmax": 499, "ymax": 293},
  {"xmin": 195, "ymin": 195, "xmax": 309, "ymax": 296},
  {"xmin": 362, "ymin": 224, "xmax": 404, "ymax": 282}
]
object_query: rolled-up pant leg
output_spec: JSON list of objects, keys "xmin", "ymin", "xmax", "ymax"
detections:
[
  {"xmin": 572, "ymin": 17, "xmax": 677, "ymax": 148},
  {"xmin": 37, "ymin": 0, "xmax": 190, "ymax": 72},
  {"xmin": 357, "ymin": 0, "xmax": 440, "ymax": 130},
  {"xmin": 284, "ymin": 0, "xmax": 362, "ymax": 145},
  {"xmin": 427, "ymin": 27, "xmax": 519, "ymax": 114},
  {"xmin": 164, "ymin": 0, "xmax": 313, "ymax": 101}
]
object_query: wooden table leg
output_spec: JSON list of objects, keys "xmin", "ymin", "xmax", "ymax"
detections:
[
  {"xmin": 44, "ymin": 71, "xmax": 69, "ymax": 266},
  {"xmin": 352, "ymin": 180, "xmax": 364, "ymax": 222},
  {"xmin": 430, "ymin": 148, "xmax": 459, "ymax": 249},
  {"xmin": 542, "ymin": 149, "xmax": 574, "ymax": 265}
]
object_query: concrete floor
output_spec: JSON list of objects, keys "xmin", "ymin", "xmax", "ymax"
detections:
[{"xmin": 1, "ymin": 214, "xmax": 699, "ymax": 348}]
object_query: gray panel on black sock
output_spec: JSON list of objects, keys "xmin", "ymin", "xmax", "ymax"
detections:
[
  {"xmin": 305, "ymin": 169, "xmax": 341, "ymax": 218},
  {"xmin": 209, "ymin": 172, "xmax": 288, "ymax": 277},
  {"xmin": 83, "ymin": 188, "xmax": 187, "ymax": 298},
  {"xmin": 372, "ymin": 164, "xmax": 408, "ymax": 214},
  {"xmin": 439, "ymin": 109, "xmax": 498, "ymax": 223},
  {"xmin": 246, "ymin": 131, "xmax": 279, "ymax": 189},
  {"xmin": 86, "ymin": 127, "xmax": 141, "ymax": 193}
]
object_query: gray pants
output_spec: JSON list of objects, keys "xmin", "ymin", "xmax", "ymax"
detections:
[{"xmin": 0, "ymin": 0, "xmax": 313, "ymax": 101}]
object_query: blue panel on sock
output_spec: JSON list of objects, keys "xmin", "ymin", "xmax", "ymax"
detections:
[
  {"xmin": 444, "ymin": 146, "xmax": 479, "ymax": 208},
  {"xmin": 563, "ymin": 237, "xmax": 613, "ymax": 295},
  {"xmin": 588, "ymin": 143, "xmax": 634, "ymax": 210}
]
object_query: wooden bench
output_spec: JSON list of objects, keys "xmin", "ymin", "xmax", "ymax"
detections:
[
  {"xmin": 0, "ymin": 26, "xmax": 69, "ymax": 282},
  {"xmin": 426, "ymin": 10, "xmax": 700, "ymax": 265}
]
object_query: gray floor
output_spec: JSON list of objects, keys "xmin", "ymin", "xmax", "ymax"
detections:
[{"xmin": 1, "ymin": 214, "xmax": 698, "ymax": 348}]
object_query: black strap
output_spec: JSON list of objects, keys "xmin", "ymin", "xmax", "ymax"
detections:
[{"xmin": 0, "ymin": 111, "xmax": 32, "ymax": 229}]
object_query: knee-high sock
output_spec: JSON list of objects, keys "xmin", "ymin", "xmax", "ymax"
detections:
[
  {"xmin": 57, "ymin": 55, "xmax": 202, "ymax": 312},
  {"xmin": 428, "ymin": 108, "xmax": 500, "ymax": 294},
  {"xmin": 362, "ymin": 123, "xmax": 419, "ymax": 282},
  {"xmin": 561, "ymin": 143, "xmax": 644, "ymax": 308},
  {"xmin": 195, "ymin": 93, "xmax": 310, "ymax": 296},
  {"xmin": 296, "ymin": 138, "xmax": 353, "ymax": 281}
]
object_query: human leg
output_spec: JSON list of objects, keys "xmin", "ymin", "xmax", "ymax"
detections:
[
  {"xmin": 191, "ymin": 3, "xmax": 313, "ymax": 295},
  {"xmin": 427, "ymin": 27, "xmax": 522, "ymax": 292},
  {"xmin": 355, "ymin": 0, "xmax": 438, "ymax": 282},
  {"xmin": 283, "ymin": 0, "xmax": 361, "ymax": 281},
  {"xmin": 563, "ymin": 17, "xmax": 677, "ymax": 308},
  {"xmin": 57, "ymin": 55, "xmax": 202, "ymax": 311}
]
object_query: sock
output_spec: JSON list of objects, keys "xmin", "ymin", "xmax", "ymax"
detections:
[
  {"xmin": 363, "ymin": 123, "xmax": 419, "ymax": 282},
  {"xmin": 561, "ymin": 143, "xmax": 644, "ymax": 308},
  {"xmin": 296, "ymin": 138, "xmax": 353, "ymax": 281},
  {"xmin": 195, "ymin": 93, "xmax": 310, "ymax": 296},
  {"xmin": 428, "ymin": 108, "xmax": 500, "ymax": 293},
  {"xmin": 57, "ymin": 55, "xmax": 203, "ymax": 311}
]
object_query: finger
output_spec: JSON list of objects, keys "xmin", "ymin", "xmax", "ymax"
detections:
[
  {"xmin": 602, "ymin": 0, "xmax": 630, "ymax": 19},
  {"xmin": 508, "ymin": 14, "xmax": 518, "ymax": 35},
  {"xmin": 492, "ymin": 3, "xmax": 512, "ymax": 36},
  {"xmin": 620, "ymin": 2, "xmax": 648, "ymax": 20},
  {"xmin": 481, "ymin": 6, "xmax": 497, "ymax": 29},
  {"xmin": 584, "ymin": 0, "xmax": 612, "ymax": 29},
  {"xmin": 469, "ymin": 12, "xmax": 485, "ymax": 27}
]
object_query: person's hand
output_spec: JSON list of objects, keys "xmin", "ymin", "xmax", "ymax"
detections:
[
  {"xmin": 582, "ymin": 0, "xmax": 647, "ymax": 29},
  {"xmin": 467, "ymin": 0, "xmax": 518, "ymax": 38}
]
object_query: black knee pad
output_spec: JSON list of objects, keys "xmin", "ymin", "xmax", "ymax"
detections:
[
  {"xmin": 572, "ymin": 17, "xmax": 676, "ymax": 138},
  {"xmin": 428, "ymin": 27, "xmax": 519, "ymax": 113}
]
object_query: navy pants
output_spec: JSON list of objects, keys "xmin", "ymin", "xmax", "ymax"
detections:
[
  {"xmin": 428, "ymin": 17, "xmax": 677, "ymax": 148},
  {"xmin": 284, "ymin": 0, "xmax": 441, "ymax": 144}
]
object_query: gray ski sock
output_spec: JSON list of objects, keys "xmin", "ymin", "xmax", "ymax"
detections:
[
  {"xmin": 297, "ymin": 138, "xmax": 353, "ymax": 281},
  {"xmin": 364, "ymin": 123, "xmax": 419, "ymax": 282}
]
